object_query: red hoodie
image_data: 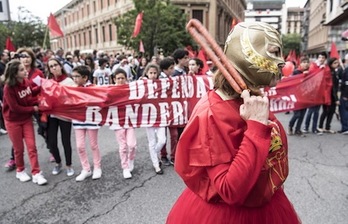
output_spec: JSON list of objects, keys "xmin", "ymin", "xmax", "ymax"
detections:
[{"xmin": 2, "ymin": 78, "xmax": 40, "ymax": 122}]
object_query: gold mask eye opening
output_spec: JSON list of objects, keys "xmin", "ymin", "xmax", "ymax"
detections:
[{"xmin": 267, "ymin": 45, "xmax": 281, "ymax": 58}]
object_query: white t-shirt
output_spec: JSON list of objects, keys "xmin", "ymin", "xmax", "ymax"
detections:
[{"xmin": 93, "ymin": 68, "xmax": 112, "ymax": 85}]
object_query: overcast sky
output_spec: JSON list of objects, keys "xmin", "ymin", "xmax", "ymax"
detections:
[{"xmin": 9, "ymin": 0, "xmax": 306, "ymax": 22}]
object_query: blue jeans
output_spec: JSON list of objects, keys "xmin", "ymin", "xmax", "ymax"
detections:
[
  {"xmin": 339, "ymin": 97, "xmax": 348, "ymax": 132},
  {"xmin": 289, "ymin": 108, "xmax": 307, "ymax": 132},
  {"xmin": 304, "ymin": 105, "xmax": 321, "ymax": 132}
]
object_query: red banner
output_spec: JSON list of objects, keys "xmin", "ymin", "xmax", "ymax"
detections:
[{"xmin": 38, "ymin": 69, "xmax": 331, "ymax": 128}]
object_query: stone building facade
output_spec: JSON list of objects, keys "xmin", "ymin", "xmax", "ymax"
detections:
[{"xmin": 50, "ymin": 0, "xmax": 246, "ymax": 55}]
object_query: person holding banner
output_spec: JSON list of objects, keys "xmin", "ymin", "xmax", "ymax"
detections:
[
  {"xmin": 46, "ymin": 58, "xmax": 76, "ymax": 177},
  {"xmin": 288, "ymin": 56, "xmax": 310, "ymax": 137},
  {"xmin": 188, "ymin": 58, "xmax": 204, "ymax": 76},
  {"xmin": 167, "ymin": 22, "xmax": 300, "ymax": 223},
  {"xmin": 303, "ymin": 52, "xmax": 328, "ymax": 134},
  {"xmin": 143, "ymin": 63, "xmax": 166, "ymax": 174},
  {"xmin": 111, "ymin": 68, "xmax": 137, "ymax": 179},
  {"xmin": 159, "ymin": 57, "xmax": 176, "ymax": 166},
  {"xmin": 317, "ymin": 57, "xmax": 340, "ymax": 134},
  {"xmin": 2, "ymin": 60, "xmax": 47, "ymax": 185},
  {"xmin": 71, "ymin": 65, "xmax": 102, "ymax": 181}
]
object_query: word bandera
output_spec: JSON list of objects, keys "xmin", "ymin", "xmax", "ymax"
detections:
[{"xmin": 39, "ymin": 70, "xmax": 331, "ymax": 128}]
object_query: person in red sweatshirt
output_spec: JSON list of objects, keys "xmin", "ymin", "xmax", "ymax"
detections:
[
  {"xmin": 2, "ymin": 60, "xmax": 47, "ymax": 185},
  {"xmin": 167, "ymin": 22, "xmax": 300, "ymax": 223}
]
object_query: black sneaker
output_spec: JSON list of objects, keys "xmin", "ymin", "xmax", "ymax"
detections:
[
  {"xmin": 170, "ymin": 158, "xmax": 175, "ymax": 165},
  {"xmin": 294, "ymin": 130, "xmax": 306, "ymax": 137},
  {"xmin": 161, "ymin": 157, "xmax": 171, "ymax": 166}
]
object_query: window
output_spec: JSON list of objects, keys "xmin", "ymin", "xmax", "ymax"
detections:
[
  {"xmin": 0, "ymin": 2, "xmax": 3, "ymax": 12},
  {"xmin": 79, "ymin": 33, "xmax": 81, "ymax": 46},
  {"xmin": 83, "ymin": 32, "xmax": 86, "ymax": 46},
  {"xmin": 93, "ymin": 1, "xmax": 96, "ymax": 12},
  {"xmin": 95, "ymin": 28, "xmax": 98, "ymax": 43},
  {"xmin": 192, "ymin": 10, "xmax": 203, "ymax": 23},
  {"xmin": 87, "ymin": 4, "xmax": 90, "ymax": 14},
  {"xmin": 100, "ymin": 0, "xmax": 103, "ymax": 9},
  {"xmin": 102, "ymin": 26, "xmax": 105, "ymax": 42},
  {"xmin": 109, "ymin": 24, "xmax": 113, "ymax": 41},
  {"xmin": 89, "ymin": 30, "xmax": 92, "ymax": 45}
]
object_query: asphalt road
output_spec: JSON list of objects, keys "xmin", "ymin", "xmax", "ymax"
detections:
[{"xmin": 0, "ymin": 112, "xmax": 347, "ymax": 224}]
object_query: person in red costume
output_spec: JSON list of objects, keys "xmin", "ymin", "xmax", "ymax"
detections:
[{"xmin": 167, "ymin": 22, "xmax": 301, "ymax": 224}]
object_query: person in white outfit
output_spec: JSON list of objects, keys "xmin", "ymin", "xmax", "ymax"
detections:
[{"xmin": 141, "ymin": 63, "xmax": 166, "ymax": 174}]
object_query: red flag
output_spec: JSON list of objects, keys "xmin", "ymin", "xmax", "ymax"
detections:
[
  {"xmin": 139, "ymin": 40, "xmax": 145, "ymax": 53},
  {"xmin": 185, "ymin": 45, "xmax": 196, "ymax": 58},
  {"xmin": 330, "ymin": 42, "xmax": 340, "ymax": 59},
  {"xmin": 47, "ymin": 13, "xmax": 64, "ymax": 37},
  {"xmin": 5, "ymin": 37, "xmax": 16, "ymax": 51},
  {"xmin": 132, "ymin": 12, "xmax": 143, "ymax": 38}
]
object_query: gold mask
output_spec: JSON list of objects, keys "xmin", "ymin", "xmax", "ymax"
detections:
[{"xmin": 224, "ymin": 22, "xmax": 285, "ymax": 87}]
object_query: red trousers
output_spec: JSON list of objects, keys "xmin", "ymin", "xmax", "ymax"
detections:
[{"xmin": 5, "ymin": 118, "xmax": 41, "ymax": 175}]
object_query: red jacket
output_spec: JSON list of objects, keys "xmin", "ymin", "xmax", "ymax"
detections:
[
  {"xmin": 2, "ymin": 78, "xmax": 40, "ymax": 122},
  {"xmin": 175, "ymin": 90, "xmax": 289, "ymax": 207}
]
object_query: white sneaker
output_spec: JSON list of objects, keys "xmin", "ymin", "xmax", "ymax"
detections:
[
  {"xmin": 66, "ymin": 167, "xmax": 75, "ymax": 177},
  {"xmin": 128, "ymin": 160, "xmax": 134, "ymax": 172},
  {"xmin": 75, "ymin": 170, "xmax": 92, "ymax": 182},
  {"xmin": 92, "ymin": 168, "xmax": 102, "ymax": 180},
  {"xmin": 123, "ymin": 169, "xmax": 132, "ymax": 179},
  {"xmin": 32, "ymin": 172, "xmax": 48, "ymax": 185},
  {"xmin": 16, "ymin": 170, "xmax": 31, "ymax": 182},
  {"xmin": 0, "ymin": 128, "xmax": 7, "ymax": 134}
]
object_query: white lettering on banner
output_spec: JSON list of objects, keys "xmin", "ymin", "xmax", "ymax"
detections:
[
  {"xmin": 18, "ymin": 86, "xmax": 32, "ymax": 98},
  {"xmin": 106, "ymin": 106, "xmax": 121, "ymax": 129},
  {"xmin": 263, "ymin": 87, "xmax": 277, "ymax": 97},
  {"xmin": 172, "ymin": 78, "xmax": 180, "ymax": 98},
  {"xmin": 269, "ymin": 95, "xmax": 297, "ymax": 112},
  {"xmin": 129, "ymin": 77, "xmax": 211, "ymax": 100},
  {"xmin": 141, "ymin": 103, "xmax": 157, "ymax": 126},
  {"xmin": 160, "ymin": 78, "xmax": 170, "ymax": 98},
  {"xmin": 196, "ymin": 77, "xmax": 207, "ymax": 98},
  {"xmin": 158, "ymin": 102, "xmax": 170, "ymax": 126},
  {"xmin": 172, "ymin": 101, "xmax": 187, "ymax": 125},
  {"xmin": 147, "ymin": 80, "xmax": 158, "ymax": 99},
  {"xmin": 124, "ymin": 104, "xmax": 140, "ymax": 128},
  {"xmin": 129, "ymin": 80, "xmax": 145, "ymax": 100},
  {"xmin": 86, "ymin": 100, "xmax": 188, "ymax": 128},
  {"xmin": 85, "ymin": 106, "xmax": 103, "ymax": 124},
  {"xmin": 180, "ymin": 76, "xmax": 194, "ymax": 98}
]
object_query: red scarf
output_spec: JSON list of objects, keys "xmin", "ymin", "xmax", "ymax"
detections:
[{"xmin": 53, "ymin": 74, "xmax": 68, "ymax": 83}]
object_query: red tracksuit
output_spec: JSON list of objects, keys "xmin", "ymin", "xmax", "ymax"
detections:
[{"xmin": 2, "ymin": 78, "xmax": 41, "ymax": 175}]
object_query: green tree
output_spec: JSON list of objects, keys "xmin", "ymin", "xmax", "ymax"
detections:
[
  {"xmin": 282, "ymin": 33, "xmax": 301, "ymax": 57},
  {"xmin": 114, "ymin": 0, "xmax": 194, "ymax": 56},
  {"xmin": 0, "ymin": 6, "xmax": 49, "ymax": 51}
]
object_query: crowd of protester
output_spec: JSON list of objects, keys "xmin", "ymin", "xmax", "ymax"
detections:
[
  {"xmin": 286, "ymin": 52, "xmax": 348, "ymax": 137},
  {"xmin": 0, "ymin": 47, "xmax": 216, "ymax": 185}
]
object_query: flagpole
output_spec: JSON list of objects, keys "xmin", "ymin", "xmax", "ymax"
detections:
[{"xmin": 43, "ymin": 25, "xmax": 49, "ymax": 49}]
